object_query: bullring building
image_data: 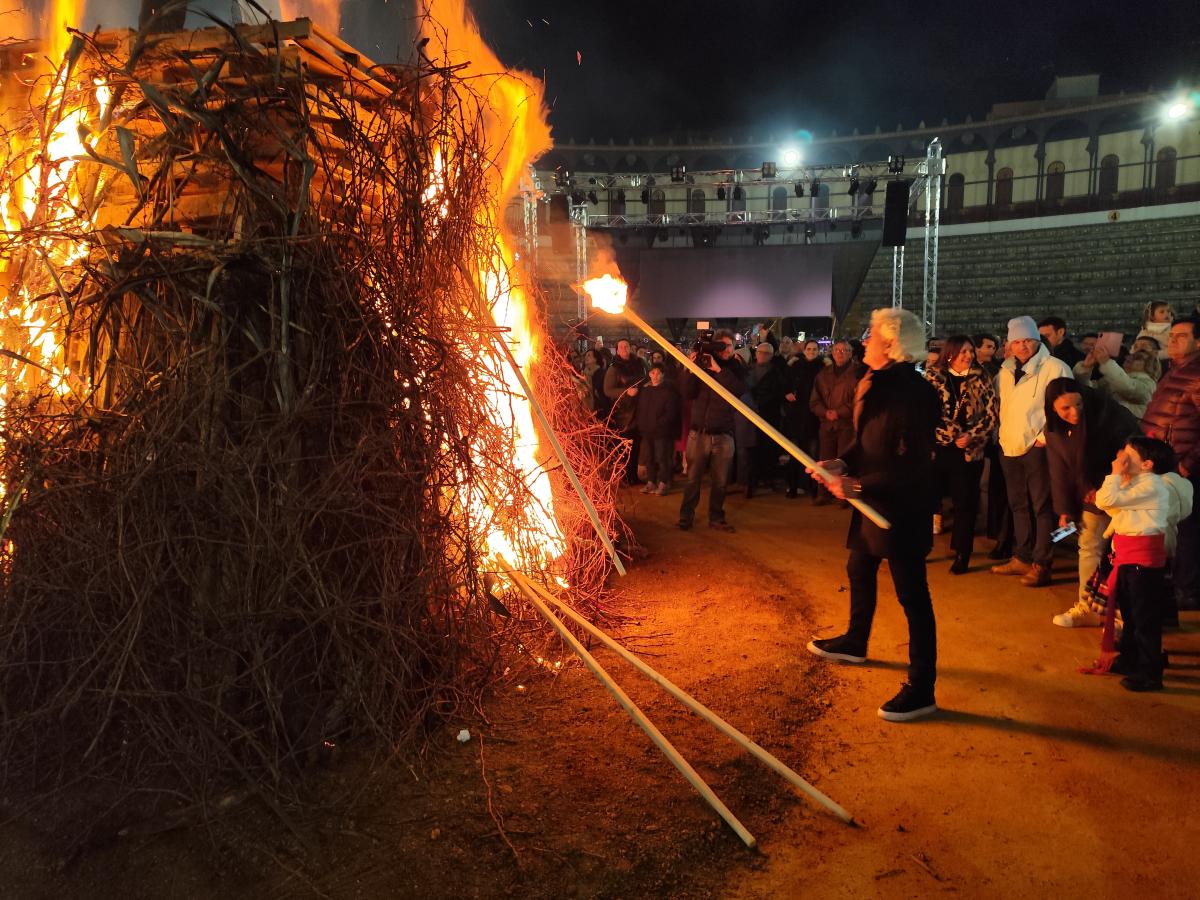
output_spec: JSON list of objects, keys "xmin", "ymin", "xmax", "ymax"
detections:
[{"xmin": 526, "ymin": 75, "xmax": 1199, "ymax": 344}]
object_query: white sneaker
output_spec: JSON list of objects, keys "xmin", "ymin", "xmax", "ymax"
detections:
[
  {"xmin": 640, "ymin": 482, "xmax": 655, "ymax": 494},
  {"xmin": 932, "ymin": 513, "xmax": 943, "ymax": 535},
  {"xmin": 655, "ymin": 482, "xmax": 668, "ymax": 495},
  {"xmin": 1052, "ymin": 601, "xmax": 1104, "ymax": 628}
]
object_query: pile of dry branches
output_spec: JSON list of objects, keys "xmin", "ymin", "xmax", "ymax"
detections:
[{"xmin": 0, "ymin": 18, "xmax": 627, "ymax": 838}]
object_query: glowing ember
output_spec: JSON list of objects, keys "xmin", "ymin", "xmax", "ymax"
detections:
[{"xmin": 581, "ymin": 273, "xmax": 629, "ymax": 315}]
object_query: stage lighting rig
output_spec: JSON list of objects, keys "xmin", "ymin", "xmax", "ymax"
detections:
[
  {"xmin": 671, "ymin": 164, "xmax": 687, "ymax": 183},
  {"xmin": 888, "ymin": 155, "xmax": 905, "ymax": 174},
  {"xmin": 847, "ymin": 177, "xmax": 860, "ymax": 196},
  {"xmin": 794, "ymin": 182, "xmax": 805, "ymax": 198},
  {"xmin": 809, "ymin": 178, "xmax": 820, "ymax": 196},
  {"xmin": 762, "ymin": 161, "xmax": 777, "ymax": 179},
  {"xmin": 554, "ymin": 165, "xmax": 571, "ymax": 188},
  {"xmin": 864, "ymin": 178, "xmax": 878, "ymax": 196},
  {"xmin": 717, "ymin": 186, "xmax": 727, "ymax": 201},
  {"xmin": 587, "ymin": 190, "xmax": 599, "ymax": 205}
]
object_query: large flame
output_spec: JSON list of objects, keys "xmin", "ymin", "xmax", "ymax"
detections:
[
  {"xmin": 420, "ymin": 1, "xmax": 564, "ymax": 567},
  {"xmin": 580, "ymin": 274, "xmax": 629, "ymax": 315}
]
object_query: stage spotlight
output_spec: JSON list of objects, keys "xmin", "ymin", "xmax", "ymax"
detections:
[
  {"xmin": 810, "ymin": 179, "xmax": 820, "ymax": 196},
  {"xmin": 1166, "ymin": 100, "xmax": 1190, "ymax": 120},
  {"xmin": 887, "ymin": 155, "xmax": 905, "ymax": 174},
  {"xmin": 570, "ymin": 191, "xmax": 585, "ymax": 205},
  {"xmin": 588, "ymin": 177, "xmax": 597, "ymax": 185},
  {"xmin": 733, "ymin": 186, "xmax": 745, "ymax": 202},
  {"xmin": 781, "ymin": 147, "xmax": 801, "ymax": 167},
  {"xmin": 847, "ymin": 178, "xmax": 860, "ymax": 196},
  {"xmin": 717, "ymin": 186, "xmax": 727, "ymax": 201},
  {"xmin": 554, "ymin": 165, "xmax": 571, "ymax": 188},
  {"xmin": 640, "ymin": 189, "xmax": 650, "ymax": 205},
  {"xmin": 794, "ymin": 182, "xmax": 805, "ymax": 198},
  {"xmin": 586, "ymin": 190, "xmax": 599, "ymax": 205},
  {"xmin": 762, "ymin": 161, "xmax": 777, "ymax": 179},
  {"xmin": 671, "ymin": 164, "xmax": 687, "ymax": 183},
  {"xmin": 864, "ymin": 178, "xmax": 878, "ymax": 196}
]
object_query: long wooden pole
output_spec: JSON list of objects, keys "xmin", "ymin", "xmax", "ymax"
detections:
[
  {"xmin": 459, "ymin": 259, "xmax": 626, "ymax": 575},
  {"xmin": 618, "ymin": 306, "xmax": 890, "ymax": 530},
  {"xmin": 500, "ymin": 560, "xmax": 756, "ymax": 847},
  {"xmin": 491, "ymin": 333, "xmax": 626, "ymax": 576},
  {"xmin": 503, "ymin": 561, "xmax": 854, "ymax": 825}
]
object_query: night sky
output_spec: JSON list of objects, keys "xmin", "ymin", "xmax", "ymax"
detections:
[{"xmin": 472, "ymin": 0, "xmax": 1200, "ymax": 144}]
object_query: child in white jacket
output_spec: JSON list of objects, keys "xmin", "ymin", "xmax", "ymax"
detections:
[{"xmin": 1095, "ymin": 437, "xmax": 1183, "ymax": 691}]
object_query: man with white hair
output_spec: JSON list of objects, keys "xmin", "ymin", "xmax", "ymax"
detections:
[
  {"xmin": 991, "ymin": 315, "xmax": 1073, "ymax": 587},
  {"xmin": 805, "ymin": 308, "xmax": 943, "ymax": 722}
]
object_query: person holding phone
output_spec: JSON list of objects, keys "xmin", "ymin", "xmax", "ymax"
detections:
[
  {"xmin": 1043, "ymin": 378, "xmax": 1140, "ymax": 627},
  {"xmin": 1074, "ymin": 342, "xmax": 1160, "ymax": 420}
]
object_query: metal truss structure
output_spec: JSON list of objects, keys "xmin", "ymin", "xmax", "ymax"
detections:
[{"xmin": 527, "ymin": 138, "xmax": 946, "ymax": 335}]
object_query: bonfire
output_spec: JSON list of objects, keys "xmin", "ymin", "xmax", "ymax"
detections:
[{"xmin": 0, "ymin": 0, "xmax": 629, "ymax": 838}]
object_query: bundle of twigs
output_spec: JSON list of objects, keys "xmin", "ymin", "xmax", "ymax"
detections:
[{"xmin": 0, "ymin": 16, "xmax": 626, "ymax": 839}]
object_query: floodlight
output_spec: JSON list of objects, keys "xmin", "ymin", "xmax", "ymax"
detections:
[
  {"xmin": 781, "ymin": 147, "xmax": 801, "ymax": 167},
  {"xmin": 1166, "ymin": 100, "xmax": 1189, "ymax": 121},
  {"xmin": 671, "ymin": 164, "xmax": 687, "ymax": 182}
]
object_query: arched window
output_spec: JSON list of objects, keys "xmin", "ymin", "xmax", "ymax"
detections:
[
  {"xmin": 1156, "ymin": 147, "xmax": 1177, "ymax": 191},
  {"xmin": 1098, "ymin": 154, "xmax": 1119, "ymax": 196},
  {"xmin": 995, "ymin": 167, "xmax": 1014, "ymax": 207},
  {"xmin": 771, "ymin": 186, "xmax": 789, "ymax": 211},
  {"xmin": 648, "ymin": 189, "xmax": 666, "ymax": 220},
  {"xmin": 1045, "ymin": 161, "xmax": 1066, "ymax": 202},
  {"xmin": 689, "ymin": 189, "xmax": 705, "ymax": 217},
  {"xmin": 947, "ymin": 173, "xmax": 965, "ymax": 211},
  {"xmin": 731, "ymin": 186, "xmax": 746, "ymax": 213},
  {"xmin": 813, "ymin": 182, "xmax": 830, "ymax": 210}
]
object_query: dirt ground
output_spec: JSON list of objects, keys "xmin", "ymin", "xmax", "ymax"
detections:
[{"xmin": 2, "ymin": 482, "xmax": 1198, "ymax": 898}]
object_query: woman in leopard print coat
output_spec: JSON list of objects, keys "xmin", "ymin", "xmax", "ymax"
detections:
[{"xmin": 925, "ymin": 336, "xmax": 1000, "ymax": 574}]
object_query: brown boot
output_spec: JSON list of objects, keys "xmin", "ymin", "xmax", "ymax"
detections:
[
  {"xmin": 1020, "ymin": 563, "xmax": 1051, "ymax": 587},
  {"xmin": 990, "ymin": 558, "xmax": 1031, "ymax": 576}
]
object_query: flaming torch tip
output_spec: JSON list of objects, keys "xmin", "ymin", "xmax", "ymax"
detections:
[{"xmin": 579, "ymin": 273, "xmax": 628, "ymax": 315}]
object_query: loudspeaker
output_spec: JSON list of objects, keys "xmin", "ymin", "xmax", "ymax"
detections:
[{"xmin": 881, "ymin": 180, "xmax": 911, "ymax": 247}]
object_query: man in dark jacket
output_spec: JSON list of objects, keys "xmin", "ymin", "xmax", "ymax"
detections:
[
  {"xmin": 810, "ymin": 340, "xmax": 863, "ymax": 505},
  {"xmin": 1038, "ymin": 316, "xmax": 1086, "ymax": 368},
  {"xmin": 806, "ymin": 308, "xmax": 942, "ymax": 722},
  {"xmin": 603, "ymin": 339, "xmax": 647, "ymax": 484},
  {"xmin": 1043, "ymin": 378, "xmax": 1140, "ymax": 627},
  {"xmin": 747, "ymin": 342, "xmax": 788, "ymax": 497},
  {"xmin": 1142, "ymin": 316, "xmax": 1200, "ymax": 610},
  {"xmin": 677, "ymin": 331, "xmax": 747, "ymax": 532},
  {"xmin": 635, "ymin": 364, "xmax": 681, "ymax": 494}
]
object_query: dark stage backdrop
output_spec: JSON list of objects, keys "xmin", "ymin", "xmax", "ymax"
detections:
[{"xmin": 632, "ymin": 245, "xmax": 835, "ymax": 318}]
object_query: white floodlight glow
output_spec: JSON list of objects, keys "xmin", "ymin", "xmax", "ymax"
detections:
[
  {"xmin": 1165, "ymin": 101, "xmax": 1189, "ymax": 121},
  {"xmin": 781, "ymin": 147, "xmax": 802, "ymax": 167}
]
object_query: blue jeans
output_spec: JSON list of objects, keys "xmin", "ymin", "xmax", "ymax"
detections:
[{"xmin": 678, "ymin": 431, "xmax": 734, "ymax": 526}]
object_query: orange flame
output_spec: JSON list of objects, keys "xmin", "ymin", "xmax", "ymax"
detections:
[
  {"xmin": 580, "ymin": 274, "xmax": 629, "ymax": 315},
  {"xmin": 420, "ymin": 1, "xmax": 562, "ymax": 567}
]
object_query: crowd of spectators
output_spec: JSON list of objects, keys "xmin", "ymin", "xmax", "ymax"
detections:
[{"xmin": 568, "ymin": 300, "xmax": 1200, "ymax": 691}]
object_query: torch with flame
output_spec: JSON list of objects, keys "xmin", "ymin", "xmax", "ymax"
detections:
[{"xmin": 579, "ymin": 274, "xmax": 890, "ymax": 530}]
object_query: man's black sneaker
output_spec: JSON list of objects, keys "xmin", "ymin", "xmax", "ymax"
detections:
[
  {"xmin": 806, "ymin": 636, "xmax": 867, "ymax": 664},
  {"xmin": 1120, "ymin": 675, "xmax": 1163, "ymax": 693},
  {"xmin": 877, "ymin": 682, "xmax": 937, "ymax": 722},
  {"xmin": 677, "ymin": 521, "xmax": 692, "ymax": 531}
]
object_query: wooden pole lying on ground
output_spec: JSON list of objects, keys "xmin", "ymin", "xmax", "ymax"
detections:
[
  {"xmin": 499, "ymin": 558, "xmax": 756, "ymax": 848},
  {"xmin": 506, "ymin": 561, "xmax": 854, "ymax": 825},
  {"xmin": 616, "ymin": 305, "xmax": 890, "ymax": 530}
]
